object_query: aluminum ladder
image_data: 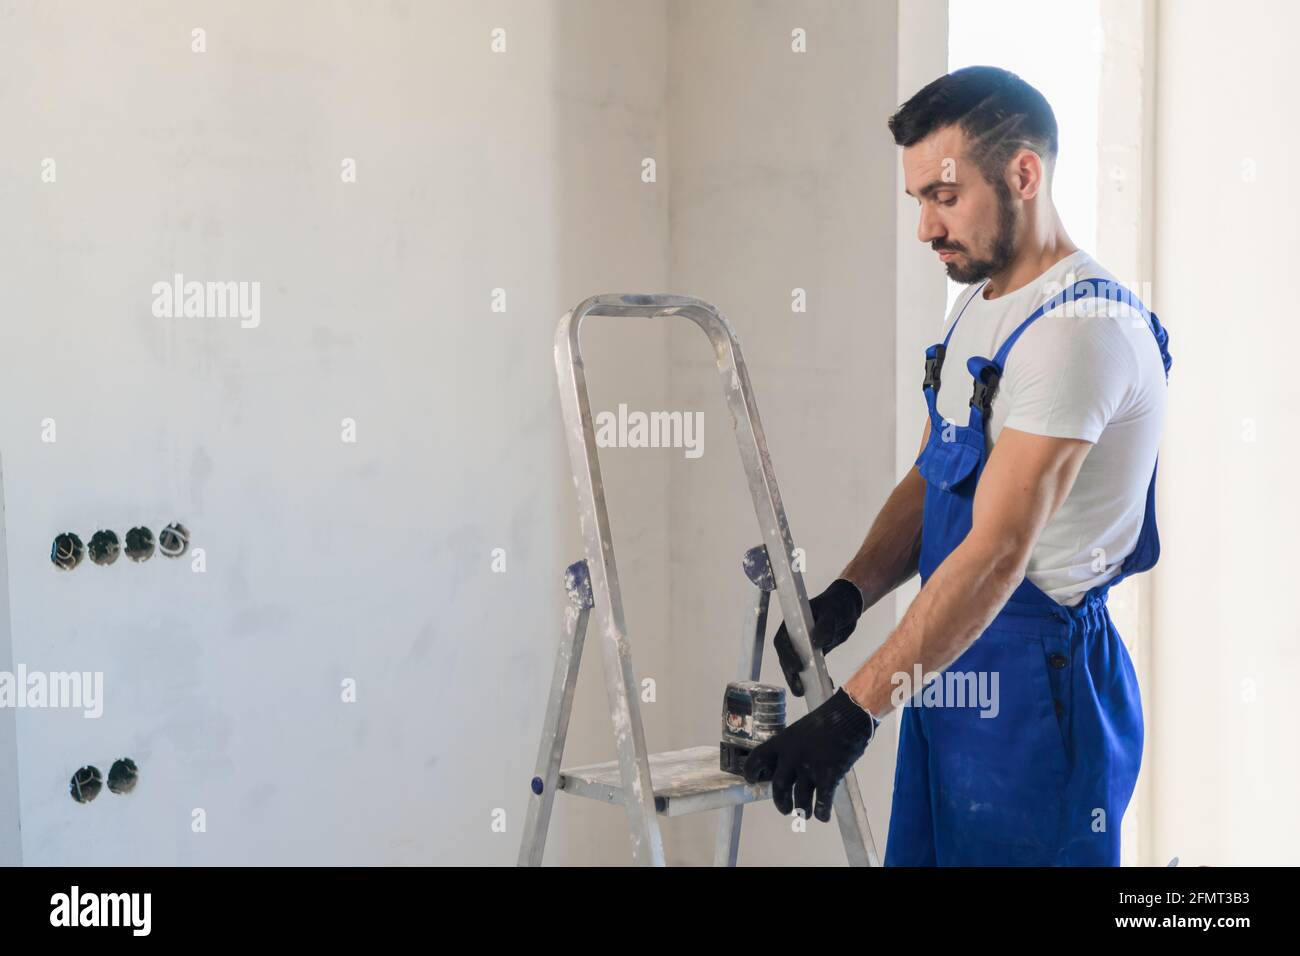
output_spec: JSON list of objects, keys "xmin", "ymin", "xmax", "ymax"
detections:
[{"xmin": 517, "ymin": 294, "xmax": 879, "ymax": 867}]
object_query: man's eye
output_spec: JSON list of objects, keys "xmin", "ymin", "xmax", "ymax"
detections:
[{"xmin": 939, "ymin": 196, "xmax": 957, "ymax": 207}]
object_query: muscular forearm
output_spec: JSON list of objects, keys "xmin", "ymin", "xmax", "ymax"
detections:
[
  {"xmin": 842, "ymin": 533, "xmax": 1026, "ymax": 719},
  {"xmin": 838, "ymin": 466, "xmax": 926, "ymax": 611}
]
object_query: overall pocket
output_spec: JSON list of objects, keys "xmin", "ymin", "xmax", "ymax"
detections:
[
  {"xmin": 916, "ymin": 422, "xmax": 982, "ymax": 494},
  {"xmin": 922, "ymin": 626, "xmax": 1070, "ymax": 853}
]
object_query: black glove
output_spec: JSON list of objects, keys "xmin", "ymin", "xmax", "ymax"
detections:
[
  {"xmin": 742, "ymin": 688, "xmax": 879, "ymax": 823},
  {"xmin": 773, "ymin": 579, "xmax": 864, "ymax": 697}
]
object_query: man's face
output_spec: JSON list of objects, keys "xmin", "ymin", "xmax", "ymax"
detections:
[{"xmin": 902, "ymin": 125, "xmax": 1018, "ymax": 284}]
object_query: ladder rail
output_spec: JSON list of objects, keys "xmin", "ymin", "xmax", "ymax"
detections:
[
  {"xmin": 517, "ymin": 561, "xmax": 593, "ymax": 867},
  {"xmin": 713, "ymin": 552, "xmax": 771, "ymax": 866}
]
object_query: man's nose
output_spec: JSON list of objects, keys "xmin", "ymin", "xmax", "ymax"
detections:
[{"xmin": 916, "ymin": 205, "xmax": 945, "ymax": 245}]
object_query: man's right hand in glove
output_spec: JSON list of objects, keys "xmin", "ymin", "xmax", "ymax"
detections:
[
  {"xmin": 742, "ymin": 687, "xmax": 880, "ymax": 822},
  {"xmin": 773, "ymin": 578, "xmax": 865, "ymax": 697}
]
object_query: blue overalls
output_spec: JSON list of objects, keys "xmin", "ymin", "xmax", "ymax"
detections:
[{"xmin": 883, "ymin": 278, "xmax": 1172, "ymax": 866}]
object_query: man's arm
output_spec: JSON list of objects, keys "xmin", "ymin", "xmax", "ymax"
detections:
[
  {"xmin": 842, "ymin": 426, "xmax": 1093, "ymax": 718},
  {"xmin": 770, "ymin": 420, "xmax": 933, "ymax": 696},
  {"xmin": 838, "ymin": 418, "xmax": 931, "ymax": 611}
]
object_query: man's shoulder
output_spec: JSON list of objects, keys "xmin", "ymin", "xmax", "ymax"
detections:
[
  {"xmin": 1049, "ymin": 253, "xmax": 1124, "ymax": 303},
  {"xmin": 1005, "ymin": 257, "xmax": 1141, "ymax": 368},
  {"xmin": 1011, "ymin": 255, "xmax": 1164, "ymax": 402},
  {"xmin": 1064, "ymin": 252, "xmax": 1117, "ymax": 283},
  {"xmin": 1042, "ymin": 254, "xmax": 1149, "ymax": 326}
]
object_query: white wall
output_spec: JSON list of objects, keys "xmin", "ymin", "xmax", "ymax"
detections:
[
  {"xmin": 1151, "ymin": 0, "xmax": 1300, "ymax": 864},
  {"xmin": 896, "ymin": 0, "xmax": 952, "ymax": 494},
  {"xmin": 662, "ymin": 0, "xmax": 913, "ymax": 865},
  {"xmin": 1094, "ymin": 0, "xmax": 1159, "ymax": 866},
  {"xmin": 0, "ymin": 0, "xmax": 933, "ymax": 866},
  {"xmin": 0, "ymin": 0, "xmax": 669, "ymax": 865},
  {"xmin": 0, "ymin": 458, "xmax": 19, "ymax": 864},
  {"xmin": 542, "ymin": 1, "xmax": 674, "ymax": 866}
]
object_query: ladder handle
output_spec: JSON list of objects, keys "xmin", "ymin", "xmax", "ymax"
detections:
[{"xmin": 553, "ymin": 293, "xmax": 822, "ymax": 668}]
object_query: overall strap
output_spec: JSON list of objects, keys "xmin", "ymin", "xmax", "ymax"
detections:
[
  {"xmin": 941, "ymin": 279, "xmax": 991, "ymax": 350},
  {"xmin": 924, "ymin": 279, "xmax": 991, "ymax": 402},
  {"xmin": 965, "ymin": 277, "xmax": 1174, "ymax": 429},
  {"xmin": 993, "ymin": 277, "xmax": 1171, "ymax": 380}
]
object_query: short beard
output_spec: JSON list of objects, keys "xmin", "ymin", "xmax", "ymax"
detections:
[{"xmin": 944, "ymin": 177, "xmax": 1019, "ymax": 284}]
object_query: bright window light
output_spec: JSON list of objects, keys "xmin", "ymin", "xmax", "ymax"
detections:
[{"xmin": 945, "ymin": 0, "xmax": 1103, "ymax": 312}]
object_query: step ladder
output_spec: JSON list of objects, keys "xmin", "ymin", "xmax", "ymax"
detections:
[{"xmin": 517, "ymin": 294, "xmax": 879, "ymax": 867}]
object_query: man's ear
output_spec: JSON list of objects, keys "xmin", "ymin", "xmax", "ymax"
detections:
[{"xmin": 1007, "ymin": 147, "xmax": 1045, "ymax": 201}]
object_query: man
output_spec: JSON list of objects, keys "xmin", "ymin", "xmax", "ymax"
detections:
[{"xmin": 742, "ymin": 66, "xmax": 1171, "ymax": 866}]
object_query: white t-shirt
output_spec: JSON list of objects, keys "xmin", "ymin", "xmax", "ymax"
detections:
[{"xmin": 933, "ymin": 249, "xmax": 1168, "ymax": 606}]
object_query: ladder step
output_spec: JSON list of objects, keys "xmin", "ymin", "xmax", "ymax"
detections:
[{"xmin": 558, "ymin": 745, "xmax": 771, "ymax": 817}]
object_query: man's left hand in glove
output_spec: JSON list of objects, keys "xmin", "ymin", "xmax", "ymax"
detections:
[{"xmin": 741, "ymin": 687, "xmax": 881, "ymax": 823}]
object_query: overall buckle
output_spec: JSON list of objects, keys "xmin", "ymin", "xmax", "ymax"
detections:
[
  {"xmin": 923, "ymin": 344, "xmax": 946, "ymax": 391},
  {"xmin": 969, "ymin": 366, "xmax": 1001, "ymax": 416}
]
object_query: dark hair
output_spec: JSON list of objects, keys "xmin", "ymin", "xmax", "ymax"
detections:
[{"xmin": 887, "ymin": 66, "xmax": 1059, "ymax": 184}]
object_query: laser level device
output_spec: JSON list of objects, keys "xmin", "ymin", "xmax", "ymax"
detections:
[{"xmin": 720, "ymin": 681, "xmax": 786, "ymax": 775}]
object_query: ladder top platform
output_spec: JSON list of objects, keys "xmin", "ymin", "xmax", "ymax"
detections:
[{"xmin": 559, "ymin": 746, "xmax": 772, "ymax": 818}]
